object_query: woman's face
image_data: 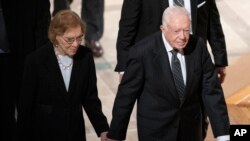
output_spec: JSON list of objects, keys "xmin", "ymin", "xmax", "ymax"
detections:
[{"xmin": 56, "ymin": 26, "xmax": 83, "ymax": 56}]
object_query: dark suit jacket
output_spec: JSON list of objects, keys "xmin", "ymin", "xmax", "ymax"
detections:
[
  {"xmin": 108, "ymin": 32, "xmax": 229, "ymax": 141},
  {"xmin": 17, "ymin": 43, "xmax": 109, "ymax": 141},
  {"xmin": 115, "ymin": 0, "xmax": 227, "ymax": 72}
]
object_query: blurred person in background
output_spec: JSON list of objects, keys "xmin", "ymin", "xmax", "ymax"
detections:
[
  {"xmin": 52, "ymin": 0, "xmax": 73, "ymax": 16},
  {"xmin": 0, "ymin": 0, "xmax": 51, "ymax": 141},
  {"xmin": 81, "ymin": 0, "xmax": 105, "ymax": 57}
]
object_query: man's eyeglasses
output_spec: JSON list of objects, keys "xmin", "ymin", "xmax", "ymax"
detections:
[{"xmin": 62, "ymin": 34, "xmax": 84, "ymax": 44}]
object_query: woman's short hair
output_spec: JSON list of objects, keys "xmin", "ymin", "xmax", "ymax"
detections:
[{"xmin": 48, "ymin": 10, "xmax": 86, "ymax": 45}]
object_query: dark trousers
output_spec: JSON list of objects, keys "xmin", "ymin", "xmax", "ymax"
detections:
[
  {"xmin": 52, "ymin": 0, "xmax": 70, "ymax": 16},
  {"xmin": 0, "ymin": 54, "xmax": 19, "ymax": 141},
  {"xmin": 81, "ymin": 0, "xmax": 104, "ymax": 41}
]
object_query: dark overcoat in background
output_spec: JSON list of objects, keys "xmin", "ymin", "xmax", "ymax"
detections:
[
  {"xmin": 0, "ymin": 1, "xmax": 51, "ymax": 140},
  {"xmin": 116, "ymin": 0, "xmax": 227, "ymax": 71}
]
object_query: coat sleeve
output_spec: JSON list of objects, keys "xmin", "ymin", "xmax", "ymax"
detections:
[
  {"xmin": 207, "ymin": 0, "xmax": 228, "ymax": 67},
  {"xmin": 108, "ymin": 46, "xmax": 144, "ymax": 140},
  {"xmin": 82, "ymin": 53, "xmax": 109, "ymax": 137},
  {"xmin": 200, "ymin": 38, "xmax": 230, "ymax": 137},
  {"xmin": 115, "ymin": 0, "xmax": 141, "ymax": 72}
]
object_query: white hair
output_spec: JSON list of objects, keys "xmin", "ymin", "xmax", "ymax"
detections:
[{"xmin": 162, "ymin": 6, "xmax": 191, "ymax": 25}]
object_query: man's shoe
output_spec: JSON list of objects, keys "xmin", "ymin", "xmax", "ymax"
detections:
[{"xmin": 85, "ymin": 40, "xmax": 104, "ymax": 57}]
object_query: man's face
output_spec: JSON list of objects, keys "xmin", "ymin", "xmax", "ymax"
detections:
[{"xmin": 161, "ymin": 15, "xmax": 190, "ymax": 50}]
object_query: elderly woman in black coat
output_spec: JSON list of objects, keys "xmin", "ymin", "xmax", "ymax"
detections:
[{"xmin": 17, "ymin": 10, "xmax": 109, "ymax": 141}]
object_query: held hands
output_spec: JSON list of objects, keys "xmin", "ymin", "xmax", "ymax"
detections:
[
  {"xmin": 217, "ymin": 67, "xmax": 226, "ymax": 84},
  {"xmin": 100, "ymin": 131, "xmax": 108, "ymax": 141},
  {"xmin": 100, "ymin": 131, "xmax": 119, "ymax": 141}
]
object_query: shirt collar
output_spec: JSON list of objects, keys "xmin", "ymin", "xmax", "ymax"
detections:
[
  {"xmin": 161, "ymin": 33, "xmax": 185, "ymax": 54},
  {"xmin": 162, "ymin": 33, "xmax": 173, "ymax": 53}
]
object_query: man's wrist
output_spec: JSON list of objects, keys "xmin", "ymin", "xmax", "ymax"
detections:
[
  {"xmin": 216, "ymin": 135, "xmax": 230, "ymax": 141},
  {"xmin": 118, "ymin": 71, "xmax": 125, "ymax": 75}
]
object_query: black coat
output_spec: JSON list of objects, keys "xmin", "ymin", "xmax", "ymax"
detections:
[
  {"xmin": 0, "ymin": 1, "xmax": 51, "ymax": 140},
  {"xmin": 18, "ymin": 44, "xmax": 109, "ymax": 141},
  {"xmin": 1, "ymin": 0, "xmax": 51, "ymax": 60},
  {"xmin": 108, "ymin": 32, "xmax": 229, "ymax": 141},
  {"xmin": 115, "ymin": 0, "xmax": 227, "ymax": 71}
]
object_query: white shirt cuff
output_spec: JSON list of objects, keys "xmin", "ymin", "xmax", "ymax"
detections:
[
  {"xmin": 216, "ymin": 135, "xmax": 230, "ymax": 141},
  {"xmin": 119, "ymin": 71, "xmax": 125, "ymax": 75}
]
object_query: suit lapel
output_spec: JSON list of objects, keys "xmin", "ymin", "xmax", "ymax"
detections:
[
  {"xmin": 180, "ymin": 37, "xmax": 196, "ymax": 106},
  {"xmin": 153, "ymin": 33, "xmax": 180, "ymax": 103},
  {"xmin": 153, "ymin": 33, "xmax": 197, "ymax": 106},
  {"xmin": 68, "ymin": 55, "xmax": 81, "ymax": 95},
  {"xmin": 45, "ymin": 45, "xmax": 70, "ymax": 102}
]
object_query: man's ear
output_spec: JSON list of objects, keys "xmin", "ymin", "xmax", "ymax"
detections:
[{"xmin": 160, "ymin": 25, "xmax": 164, "ymax": 31}]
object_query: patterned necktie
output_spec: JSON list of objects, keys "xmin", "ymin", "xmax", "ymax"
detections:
[
  {"xmin": 170, "ymin": 49, "xmax": 185, "ymax": 101},
  {"xmin": 173, "ymin": 0, "xmax": 184, "ymax": 7}
]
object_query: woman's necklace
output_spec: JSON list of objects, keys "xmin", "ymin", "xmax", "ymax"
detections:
[
  {"xmin": 57, "ymin": 56, "xmax": 73, "ymax": 70},
  {"xmin": 54, "ymin": 47, "xmax": 73, "ymax": 70}
]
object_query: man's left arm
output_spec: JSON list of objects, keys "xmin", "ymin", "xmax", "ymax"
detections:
[{"xmin": 200, "ymin": 38, "xmax": 230, "ymax": 138}]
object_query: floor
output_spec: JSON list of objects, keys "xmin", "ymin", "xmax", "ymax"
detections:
[{"xmin": 50, "ymin": 0, "xmax": 250, "ymax": 140}]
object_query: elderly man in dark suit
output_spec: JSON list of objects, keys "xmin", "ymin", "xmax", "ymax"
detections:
[
  {"xmin": 115, "ymin": 0, "xmax": 228, "ymax": 138},
  {"xmin": 116, "ymin": 0, "xmax": 227, "ymax": 83},
  {"xmin": 107, "ymin": 6, "xmax": 229, "ymax": 141}
]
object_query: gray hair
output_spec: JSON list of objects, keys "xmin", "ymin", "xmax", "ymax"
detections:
[{"xmin": 162, "ymin": 6, "xmax": 190, "ymax": 25}]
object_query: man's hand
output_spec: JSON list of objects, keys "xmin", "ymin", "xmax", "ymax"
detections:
[
  {"xmin": 100, "ymin": 131, "xmax": 108, "ymax": 141},
  {"xmin": 217, "ymin": 67, "xmax": 226, "ymax": 84}
]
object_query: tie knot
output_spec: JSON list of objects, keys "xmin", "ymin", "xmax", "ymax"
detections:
[{"xmin": 170, "ymin": 49, "xmax": 178, "ymax": 56}]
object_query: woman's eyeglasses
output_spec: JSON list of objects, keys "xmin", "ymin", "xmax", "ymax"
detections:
[{"xmin": 62, "ymin": 34, "xmax": 84, "ymax": 44}]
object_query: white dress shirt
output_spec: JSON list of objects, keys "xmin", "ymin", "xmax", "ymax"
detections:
[{"xmin": 162, "ymin": 33, "xmax": 187, "ymax": 85}]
